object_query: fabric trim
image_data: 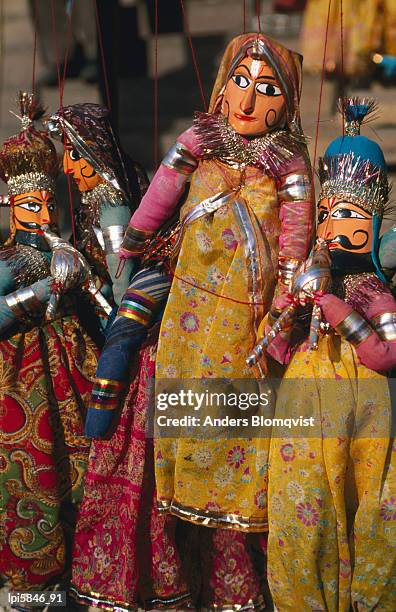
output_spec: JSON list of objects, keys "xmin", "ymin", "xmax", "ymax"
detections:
[
  {"xmin": 157, "ymin": 499, "xmax": 267, "ymax": 532},
  {"xmin": 69, "ymin": 585, "xmax": 192, "ymax": 611}
]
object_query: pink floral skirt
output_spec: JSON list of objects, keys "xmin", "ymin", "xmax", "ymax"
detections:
[{"xmin": 70, "ymin": 336, "xmax": 268, "ymax": 610}]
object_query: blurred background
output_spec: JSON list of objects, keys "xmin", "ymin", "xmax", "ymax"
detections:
[{"xmin": 0, "ymin": 0, "xmax": 395, "ymax": 240}]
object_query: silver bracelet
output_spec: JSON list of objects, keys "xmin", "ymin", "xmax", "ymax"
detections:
[
  {"xmin": 278, "ymin": 173, "xmax": 311, "ymax": 202},
  {"xmin": 335, "ymin": 311, "xmax": 373, "ymax": 346},
  {"xmin": 102, "ymin": 224, "xmax": 128, "ymax": 254},
  {"xmin": 372, "ymin": 311, "xmax": 396, "ymax": 341},
  {"xmin": 5, "ymin": 287, "xmax": 43, "ymax": 318}
]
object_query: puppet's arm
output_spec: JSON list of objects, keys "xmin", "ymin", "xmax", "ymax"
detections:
[
  {"xmin": 273, "ymin": 153, "xmax": 314, "ymax": 301},
  {"xmin": 120, "ymin": 127, "xmax": 201, "ymax": 258},
  {"xmin": 0, "ymin": 269, "xmax": 51, "ymax": 334},
  {"xmin": 99, "ymin": 199, "xmax": 136, "ymax": 305},
  {"xmin": 318, "ymin": 291, "xmax": 396, "ymax": 371}
]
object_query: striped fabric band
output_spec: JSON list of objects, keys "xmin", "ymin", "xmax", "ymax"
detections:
[
  {"xmin": 90, "ymin": 378, "xmax": 125, "ymax": 411},
  {"xmin": 116, "ymin": 268, "xmax": 172, "ymax": 326},
  {"xmin": 118, "ymin": 289, "xmax": 156, "ymax": 326},
  {"xmin": 129, "ymin": 268, "xmax": 172, "ymax": 301}
]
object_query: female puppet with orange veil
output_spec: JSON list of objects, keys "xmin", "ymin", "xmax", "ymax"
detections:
[{"xmin": 90, "ymin": 32, "xmax": 316, "ymax": 609}]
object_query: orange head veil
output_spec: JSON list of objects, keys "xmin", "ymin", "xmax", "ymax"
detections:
[{"xmin": 209, "ymin": 33, "xmax": 304, "ymax": 136}]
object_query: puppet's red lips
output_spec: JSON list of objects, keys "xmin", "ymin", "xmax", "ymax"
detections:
[
  {"xmin": 327, "ymin": 241, "xmax": 339, "ymax": 249},
  {"xmin": 234, "ymin": 113, "xmax": 256, "ymax": 122}
]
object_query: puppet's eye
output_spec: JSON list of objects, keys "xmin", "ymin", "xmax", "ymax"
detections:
[
  {"xmin": 69, "ymin": 148, "xmax": 81, "ymax": 161},
  {"xmin": 256, "ymin": 82, "xmax": 282, "ymax": 96},
  {"xmin": 332, "ymin": 209, "xmax": 366, "ymax": 219},
  {"xmin": 317, "ymin": 210, "xmax": 329, "ymax": 224},
  {"xmin": 232, "ymin": 74, "xmax": 250, "ymax": 89},
  {"xmin": 47, "ymin": 199, "xmax": 56, "ymax": 212},
  {"xmin": 16, "ymin": 202, "xmax": 41, "ymax": 213}
]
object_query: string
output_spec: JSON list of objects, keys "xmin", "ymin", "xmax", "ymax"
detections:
[
  {"xmin": 340, "ymin": 0, "xmax": 345, "ymax": 135},
  {"xmin": 115, "ymin": 258, "xmax": 126, "ymax": 280},
  {"xmin": 93, "ymin": 0, "xmax": 112, "ymax": 111},
  {"xmin": 179, "ymin": 0, "xmax": 207, "ymax": 111},
  {"xmin": 243, "ymin": 0, "xmax": 247, "ymax": 33},
  {"xmin": 255, "ymin": 0, "xmax": 261, "ymax": 32},
  {"xmin": 153, "ymin": 0, "xmax": 159, "ymax": 169},
  {"xmin": 312, "ymin": 0, "xmax": 332, "ymax": 178},
  {"xmin": 60, "ymin": 0, "xmax": 74, "ymax": 103},
  {"xmin": 170, "ymin": 264, "xmax": 266, "ymax": 306},
  {"xmin": 50, "ymin": 0, "xmax": 77, "ymax": 249},
  {"xmin": 31, "ymin": 0, "xmax": 38, "ymax": 96}
]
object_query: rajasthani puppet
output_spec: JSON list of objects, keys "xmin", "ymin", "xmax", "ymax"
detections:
[
  {"xmin": 56, "ymin": 108, "xmax": 189, "ymax": 607},
  {"xmin": 266, "ymin": 98, "xmax": 396, "ymax": 611},
  {"xmin": 0, "ymin": 94, "xmax": 99, "ymax": 593},
  {"xmin": 47, "ymin": 103, "xmax": 149, "ymax": 309},
  {"xmin": 111, "ymin": 33, "xmax": 314, "ymax": 609}
]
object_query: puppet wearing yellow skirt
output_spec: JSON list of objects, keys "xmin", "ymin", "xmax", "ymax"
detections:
[
  {"xmin": 119, "ymin": 33, "xmax": 315, "ymax": 531},
  {"xmin": 264, "ymin": 99, "xmax": 396, "ymax": 610}
]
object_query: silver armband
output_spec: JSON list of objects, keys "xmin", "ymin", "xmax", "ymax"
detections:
[
  {"xmin": 5, "ymin": 287, "xmax": 43, "ymax": 318},
  {"xmin": 335, "ymin": 311, "xmax": 373, "ymax": 346},
  {"xmin": 279, "ymin": 173, "xmax": 311, "ymax": 202},
  {"xmin": 162, "ymin": 142, "xmax": 198, "ymax": 175},
  {"xmin": 372, "ymin": 311, "xmax": 396, "ymax": 341},
  {"xmin": 278, "ymin": 257, "xmax": 301, "ymax": 287},
  {"xmin": 102, "ymin": 224, "xmax": 128, "ymax": 254}
]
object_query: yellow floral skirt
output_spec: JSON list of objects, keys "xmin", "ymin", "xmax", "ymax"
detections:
[{"xmin": 267, "ymin": 334, "xmax": 396, "ymax": 611}]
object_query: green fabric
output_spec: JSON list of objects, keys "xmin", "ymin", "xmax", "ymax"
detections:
[
  {"xmin": 0, "ymin": 276, "xmax": 51, "ymax": 333},
  {"xmin": 99, "ymin": 199, "xmax": 137, "ymax": 305}
]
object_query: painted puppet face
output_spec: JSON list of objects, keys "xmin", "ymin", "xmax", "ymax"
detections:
[
  {"xmin": 317, "ymin": 197, "xmax": 372, "ymax": 254},
  {"xmin": 221, "ymin": 55, "xmax": 286, "ymax": 136},
  {"xmin": 317, "ymin": 196, "xmax": 374, "ymax": 272},
  {"xmin": 12, "ymin": 190, "xmax": 57, "ymax": 232},
  {"xmin": 63, "ymin": 140, "xmax": 103, "ymax": 192}
]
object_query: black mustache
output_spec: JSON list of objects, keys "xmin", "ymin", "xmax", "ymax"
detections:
[
  {"xmin": 18, "ymin": 221, "xmax": 41, "ymax": 230},
  {"xmin": 327, "ymin": 230, "xmax": 369, "ymax": 251}
]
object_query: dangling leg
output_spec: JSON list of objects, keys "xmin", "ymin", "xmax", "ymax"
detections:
[{"xmin": 85, "ymin": 266, "xmax": 171, "ymax": 438}]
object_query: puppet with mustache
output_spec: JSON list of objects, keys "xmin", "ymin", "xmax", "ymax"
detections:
[{"xmin": 261, "ymin": 97, "xmax": 396, "ymax": 612}]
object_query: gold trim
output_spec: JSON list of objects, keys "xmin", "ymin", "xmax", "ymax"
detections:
[
  {"xmin": 117, "ymin": 310, "xmax": 150, "ymax": 325},
  {"xmin": 69, "ymin": 585, "xmax": 192, "ymax": 611},
  {"xmin": 94, "ymin": 378, "xmax": 125, "ymax": 389},
  {"xmin": 201, "ymin": 595, "xmax": 265, "ymax": 612},
  {"xmin": 336, "ymin": 311, "xmax": 373, "ymax": 346},
  {"xmin": 70, "ymin": 585, "xmax": 138, "ymax": 611},
  {"xmin": 157, "ymin": 499, "xmax": 267, "ymax": 532},
  {"xmin": 90, "ymin": 402, "xmax": 119, "ymax": 411}
]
